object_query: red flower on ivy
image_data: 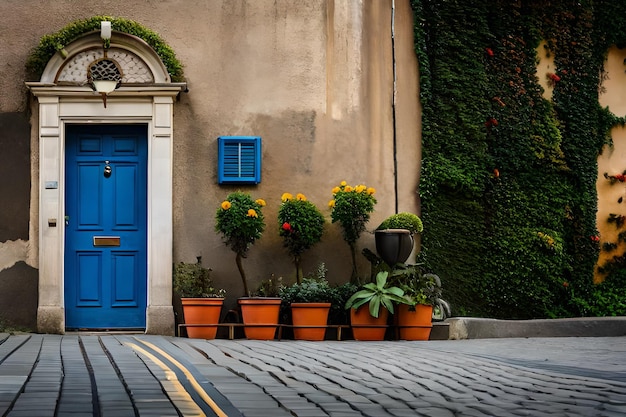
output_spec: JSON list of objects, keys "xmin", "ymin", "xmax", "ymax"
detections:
[
  {"xmin": 485, "ymin": 47, "xmax": 494, "ymax": 57},
  {"xmin": 603, "ymin": 172, "xmax": 626, "ymax": 183},
  {"xmin": 493, "ymin": 168, "xmax": 500, "ymax": 178},
  {"xmin": 547, "ymin": 72, "xmax": 561, "ymax": 87},
  {"xmin": 485, "ymin": 118, "xmax": 499, "ymax": 128},
  {"xmin": 562, "ymin": 281, "xmax": 570, "ymax": 288},
  {"xmin": 282, "ymin": 222, "xmax": 292, "ymax": 232},
  {"xmin": 590, "ymin": 235, "xmax": 600, "ymax": 242}
]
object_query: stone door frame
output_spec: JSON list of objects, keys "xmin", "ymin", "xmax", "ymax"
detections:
[{"xmin": 27, "ymin": 31, "xmax": 186, "ymax": 334}]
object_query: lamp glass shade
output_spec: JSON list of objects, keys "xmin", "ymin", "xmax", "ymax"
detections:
[
  {"xmin": 92, "ymin": 80, "xmax": 117, "ymax": 94},
  {"xmin": 100, "ymin": 21, "xmax": 111, "ymax": 40}
]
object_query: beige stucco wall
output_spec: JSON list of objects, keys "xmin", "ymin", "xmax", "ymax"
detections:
[
  {"xmin": 0, "ymin": 1, "xmax": 420, "ymax": 312},
  {"xmin": 596, "ymin": 45, "xmax": 626, "ymax": 283}
]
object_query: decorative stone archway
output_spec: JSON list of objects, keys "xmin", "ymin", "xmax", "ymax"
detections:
[{"xmin": 27, "ymin": 29, "xmax": 186, "ymax": 335}]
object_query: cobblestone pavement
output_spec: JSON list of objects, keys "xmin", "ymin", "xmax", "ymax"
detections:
[{"xmin": 1, "ymin": 333, "xmax": 625, "ymax": 416}]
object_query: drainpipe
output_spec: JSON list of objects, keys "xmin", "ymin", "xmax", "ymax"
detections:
[{"xmin": 391, "ymin": 0, "xmax": 399, "ymax": 213}]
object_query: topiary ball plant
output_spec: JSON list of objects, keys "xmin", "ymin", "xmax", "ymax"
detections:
[{"xmin": 376, "ymin": 212, "xmax": 423, "ymax": 235}]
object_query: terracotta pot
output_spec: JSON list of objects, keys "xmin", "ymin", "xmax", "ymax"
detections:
[
  {"xmin": 396, "ymin": 303, "xmax": 433, "ymax": 341},
  {"xmin": 349, "ymin": 305, "xmax": 389, "ymax": 341},
  {"xmin": 181, "ymin": 298, "xmax": 224, "ymax": 339},
  {"xmin": 290, "ymin": 302, "xmax": 331, "ymax": 341},
  {"xmin": 375, "ymin": 229, "xmax": 414, "ymax": 267},
  {"xmin": 238, "ymin": 297, "xmax": 281, "ymax": 340}
]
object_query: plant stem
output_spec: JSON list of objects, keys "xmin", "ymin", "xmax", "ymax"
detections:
[
  {"xmin": 295, "ymin": 255, "xmax": 303, "ymax": 284},
  {"xmin": 235, "ymin": 253, "xmax": 250, "ymax": 297},
  {"xmin": 349, "ymin": 242, "xmax": 358, "ymax": 284}
]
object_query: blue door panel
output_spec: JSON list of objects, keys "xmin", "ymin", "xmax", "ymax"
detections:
[
  {"xmin": 112, "ymin": 252, "xmax": 139, "ymax": 306},
  {"xmin": 78, "ymin": 164, "xmax": 102, "ymax": 228},
  {"xmin": 76, "ymin": 252, "xmax": 102, "ymax": 306},
  {"xmin": 65, "ymin": 124, "xmax": 147, "ymax": 329},
  {"xmin": 115, "ymin": 165, "xmax": 138, "ymax": 227}
]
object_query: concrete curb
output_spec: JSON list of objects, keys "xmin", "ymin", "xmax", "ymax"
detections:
[{"xmin": 446, "ymin": 316, "xmax": 626, "ymax": 339}]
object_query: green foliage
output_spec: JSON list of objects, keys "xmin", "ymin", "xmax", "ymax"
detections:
[
  {"xmin": 344, "ymin": 271, "xmax": 407, "ymax": 318},
  {"xmin": 410, "ymin": 0, "xmax": 626, "ymax": 319},
  {"xmin": 254, "ymin": 275, "xmax": 283, "ymax": 298},
  {"xmin": 388, "ymin": 264, "xmax": 447, "ymax": 311},
  {"xmin": 330, "ymin": 182, "xmax": 377, "ymax": 245},
  {"xmin": 376, "ymin": 212, "xmax": 424, "ymax": 235},
  {"xmin": 279, "ymin": 277, "xmax": 335, "ymax": 304},
  {"xmin": 330, "ymin": 182, "xmax": 377, "ymax": 281},
  {"xmin": 26, "ymin": 15, "xmax": 184, "ymax": 82},
  {"xmin": 172, "ymin": 259, "xmax": 225, "ymax": 298},
  {"xmin": 278, "ymin": 193, "xmax": 325, "ymax": 282},
  {"xmin": 215, "ymin": 192, "xmax": 266, "ymax": 257}
]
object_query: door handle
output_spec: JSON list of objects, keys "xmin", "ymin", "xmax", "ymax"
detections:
[{"xmin": 104, "ymin": 161, "xmax": 112, "ymax": 178}]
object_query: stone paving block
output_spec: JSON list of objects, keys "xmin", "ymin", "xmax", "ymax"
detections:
[{"xmin": 415, "ymin": 407, "xmax": 456, "ymax": 417}]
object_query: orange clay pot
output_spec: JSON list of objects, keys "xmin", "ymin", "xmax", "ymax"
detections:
[
  {"xmin": 349, "ymin": 305, "xmax": 389, "ymax": 341},
  {"xmin": 181, "ymin": 298, "xmax": 224, "ymax": 339},
  {"xmin": 238, "ymin": 297, "xmax": 281, "ymax": 340},
  {"xmin": 290, "ymin": 302, "xmax": 331, "ymax": 341},
  {"xmin": 396, "ymin": 303, "xmax": 433, "ymax": 341}
]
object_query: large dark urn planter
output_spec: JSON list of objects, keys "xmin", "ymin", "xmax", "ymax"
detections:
[{"xmin": 375, "ymin": 229, "xmax": 414, "ymax": 266}]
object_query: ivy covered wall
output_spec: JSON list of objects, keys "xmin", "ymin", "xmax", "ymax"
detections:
[{"xmin": 412, "ymin": 0, "xmax": 626, "ymax": 318}]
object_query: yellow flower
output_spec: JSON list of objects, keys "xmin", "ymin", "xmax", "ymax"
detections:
[
  {"xmin": 281, "ymin": 192, "xmax": 293, "ymax": 202},
  {"xmin": 340, "ymin": 181, "xmax": 347, "ymax": 187},
  {"xmin": 247, "ymin": 209, "xmax": 258, "ymax": 218},
  {"xmin": 221, "ymin": 201, "xmax": 231, "ymax": 210},
  {"xmin": 355, "ymin": 185, "xmax": 366, "ymax": 193},
  {"xmin": 331, "ymin": 186, "xmax": 341, "ymax": 194},
  {"xmin": 296, "ymin": 193, "xmax": 307, "ymax": 201},
  {"xmin": 344, "ymin": 185, "xmax": 353, "ymax": 192},
  {"xmin": 328, "ymin": 200, "xmax": 335, "ymax": 208},
  {"xmin": 255, "ymin": 199, "xmax": 266, "ymax": 207},
  {"xmin": 367, "ymin": 187, "xmax": 376, "ymax": 195}
]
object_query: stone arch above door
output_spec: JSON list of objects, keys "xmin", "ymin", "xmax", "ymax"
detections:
[
  {"xmin": 40, "ymin": 31, "xmax": 171, "ymax": 85},
  {"xmin": 26, "ymin": 22, "xmax": 186, "ymax": 336}
]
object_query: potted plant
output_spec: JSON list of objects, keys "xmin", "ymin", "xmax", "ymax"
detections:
[
  {"xmin": 279, "ymin": 263, "xmax": 335, "ymax": 340},
  {"xmin": 173, "ymin": 257, "xmax": 226, "ymax": 339},
  {"xmin": 278, "ymin": 192, "xmax": 325, "ymax": 283},
  {"xmin": 216, "ymin": 191, "xmax": 280, "ymax": 339},
  {"xmin": 389, "ymin": 264, "xmax": 450, "ymax": 340},
  {"xmin": 228, "ymin": 275, "xmax": 282, "ymax": 340},
  {"xmin": 344, "ymin": 270, "xmax": 407, "ymax": 340},
  {"xmin": 215, "ymin": 191, "xmax": 266, "ymax": 297},
  {"xmin": 375, "ymin": 212, "xmax": 423, "ymax": 267},
  {"xmin": 329, "ymin": 182, "xmax": 377, "ymax": 282}
]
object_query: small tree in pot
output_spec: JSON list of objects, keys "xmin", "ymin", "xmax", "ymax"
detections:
[
  {"xmin": 215, "ymin": 191, "xmax": 266, "ymax": 297},
  {"xmin": 278, "ymin": 192, "xmax": 325, "ymax": 283},
  {"xmin": 329, "ymin": 181, "xmax": 377, "ymax": 282}
]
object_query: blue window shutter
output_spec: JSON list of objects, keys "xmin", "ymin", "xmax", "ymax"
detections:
[{"xmin": 218, "ymin": 136, "xmax": 261, "ymax": 184}]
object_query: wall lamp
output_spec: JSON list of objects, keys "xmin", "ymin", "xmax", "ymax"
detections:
[{"xmin": 88, "ymin": 21, "xmax": 122, "ymax": 107}]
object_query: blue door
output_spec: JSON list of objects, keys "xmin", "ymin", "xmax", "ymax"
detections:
[{"xmin": 65, "ymin": 125, "xmax": 147, "ymax": 329}]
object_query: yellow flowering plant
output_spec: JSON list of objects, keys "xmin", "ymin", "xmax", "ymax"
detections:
[
  {"xmin": 329, "ymin": 181, "xmax": 377, "ymax": 281},
  {"xmin": 278, "ymin": 192, "xmax": 325, "ymax": 283},
  {"xmin": 215, "ymin": 191, "xmax": 266, "ymax": 296}
]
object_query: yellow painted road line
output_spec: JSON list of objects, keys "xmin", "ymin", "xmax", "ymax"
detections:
[
  {"xmin": 132, "ymin": 338, "xmax": 229, "ymax": 417},
  {"xmin": 125, "ymin": 341, "xmax": 206, "ymax": 417}
]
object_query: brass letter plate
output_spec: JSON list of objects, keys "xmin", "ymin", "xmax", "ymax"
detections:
[{"xmin": 93, "ymin": 236, "xmax": 121, "ymax": 247}]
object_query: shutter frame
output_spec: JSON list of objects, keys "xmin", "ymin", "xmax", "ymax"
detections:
[{"xmin": 218, "ymin": 136, "xmax": 262, "ymax": 184}]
